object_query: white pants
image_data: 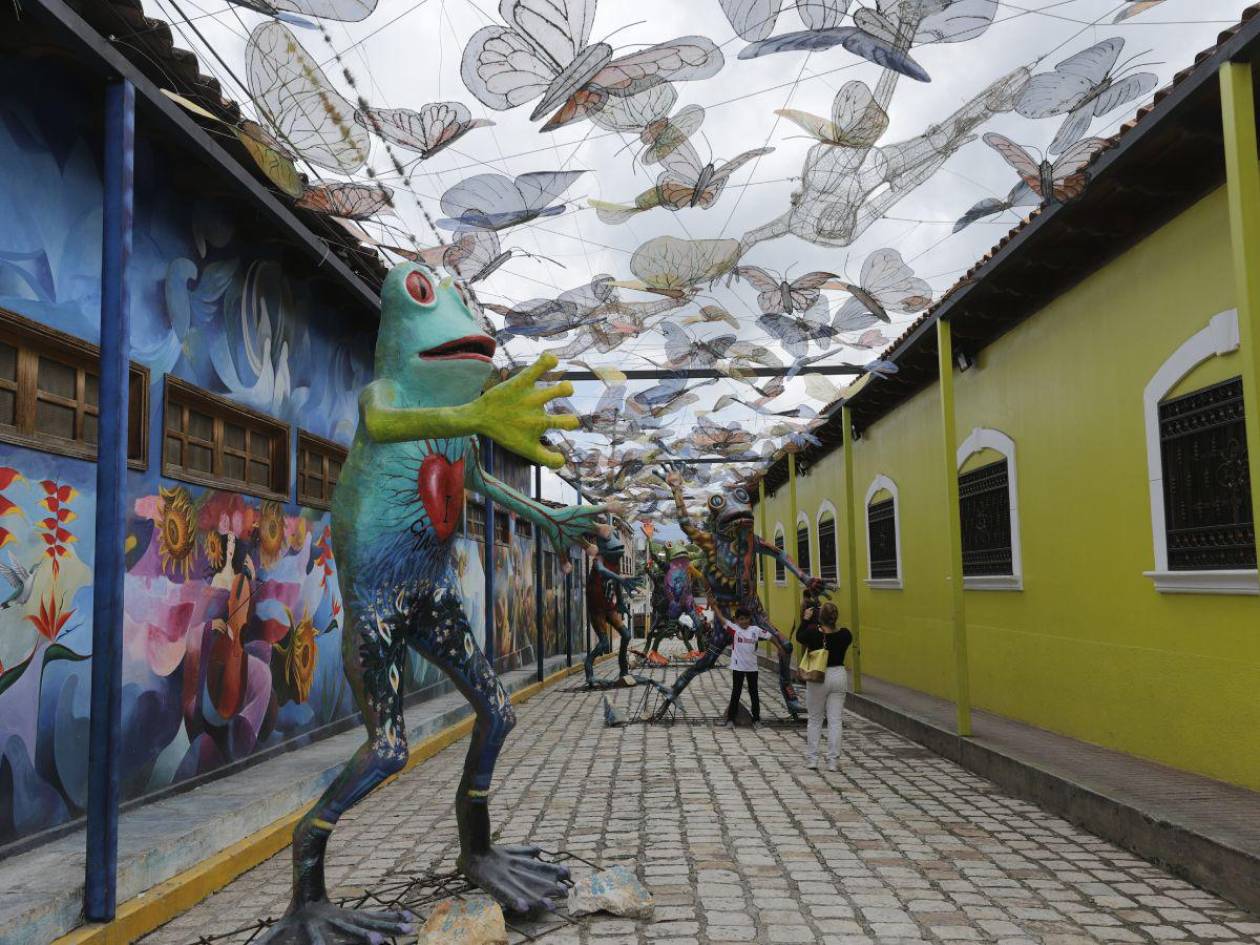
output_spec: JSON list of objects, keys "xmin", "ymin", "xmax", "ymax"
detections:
[{"xmin": 805, "ymin": 667, "xmax": 848, "ymax": 764}]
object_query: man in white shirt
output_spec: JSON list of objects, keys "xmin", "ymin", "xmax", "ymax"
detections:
[{"xmin": 724, "ymin": 607, "xmax": 771, "ymax": 728}]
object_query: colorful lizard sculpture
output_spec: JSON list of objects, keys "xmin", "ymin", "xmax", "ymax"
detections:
[{"xmin": 656, "ymin": 471, "xmax": 824, "ymax": 720}]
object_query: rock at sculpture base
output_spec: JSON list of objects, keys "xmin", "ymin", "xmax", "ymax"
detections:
[
  {"xmin": 419, "ymin": 898, "xmax": 507, "ymax": 945},
  {"xmin": 567, "ymin": 866, "xmax": 655, "ymax": 919}
]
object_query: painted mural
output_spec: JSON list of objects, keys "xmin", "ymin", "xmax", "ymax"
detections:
[{"xmin": 0, "ymin": 59, "xmax": 584, "ymax": 848}]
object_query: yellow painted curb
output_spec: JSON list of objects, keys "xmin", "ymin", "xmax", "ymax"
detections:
[{"xmin": 54, "ymin": 659, "xmax": 596, "ymax": 945}]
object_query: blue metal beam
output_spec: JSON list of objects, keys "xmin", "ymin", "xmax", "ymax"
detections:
[
  {"xmin": 482, "ymin": 436, "xmax": 495, "ymax": 667},
  {"xmin": 85, "ymin": 77, "xmax": 134, "ymax": 922},
  {"xmin": 535, "ymin": 465, "xmax": 544, "ymax": 682}
]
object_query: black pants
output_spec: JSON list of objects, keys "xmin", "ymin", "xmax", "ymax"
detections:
[{"xmin": 727, "ymin": 670, "xmax": 760, "ymax": 722}]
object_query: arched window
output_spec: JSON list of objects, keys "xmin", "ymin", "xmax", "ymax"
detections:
[
  {"xmin": 957, "ymin": 428, "xmax": 1022, "ymax": 591},
  {"xmin": 795, "ymin": 513, "xmax": 812, "ymax": 577},
  {"xmin": 817, "ymin": 501, "xmax": 839, "ymax": 585},
  {"xmin": 1143, "ymin": 309, "xmax": 1257, "ymax": 594},
  {"xmin": 773, "ymin": 523, "xmax": 786, "ymax": 584},
  {"xmin": 864, "ymin": 475, "xmax": 902, "ymax": 589}
]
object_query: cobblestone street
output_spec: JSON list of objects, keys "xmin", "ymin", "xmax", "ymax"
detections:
[{"xmin": 141, "ymin": 670, "xmax": 1260, "ymax": 945}]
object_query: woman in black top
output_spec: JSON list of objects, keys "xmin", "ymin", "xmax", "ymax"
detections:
[{"xmin": 797, "ymin": 602, "xmax": 853, "ymax": 772}]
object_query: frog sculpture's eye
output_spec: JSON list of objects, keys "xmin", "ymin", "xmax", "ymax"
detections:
[
  {"xmin": 709, "ymin": 495, "xmax": 725, "ymax": 511},
  {"xmin": 405, "ymin": 270, "xmax": 437, "ymax": 307},
  {"xmin": 734, "ymin": 488, "xmax": 750, "ymax": 504}
]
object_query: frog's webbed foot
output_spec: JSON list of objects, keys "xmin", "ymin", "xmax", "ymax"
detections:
[
  {"xmin": 257, "ymin": 900, "xmax": 414, "ymax": 945},
  {"xmin": 459, "ymin": 844, "xmax": 570, "ymax": 913}
]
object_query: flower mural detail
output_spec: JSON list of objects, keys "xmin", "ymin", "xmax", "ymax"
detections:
[
  {"xmin": 25, "ymin": 592, "xmax": 72, "ymax": 642},
  {"xmin": 37, "ymin": 480, "xmax": 76, "ymax": 579},
  {"xmin": 0, "ymin": 467, "xmax": 25, "ymax": 550},
  {"xmin": 157, "ymin": 486, "xmax": 197, "ymax": 579},
  {"xmin": 204, "ymin": 530, "xmax": 225, "ymax": 571},
  {"xmin": 274, "ymin": 606, "xmax": 317, "ymax": 704},
  {"xmin": 257, "ymin": 500, "xmax": 285, "ymax": 569}
]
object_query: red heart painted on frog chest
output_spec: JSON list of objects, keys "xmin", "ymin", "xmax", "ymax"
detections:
[{"xmin": 418, "ymin": 454, "xmax": 465, "ymax": 541}]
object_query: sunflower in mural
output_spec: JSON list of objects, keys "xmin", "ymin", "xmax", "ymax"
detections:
[
  {"xmin": 157, "ymin": 486, "xmax": 197, "ymax": 579},
  {"xmin": 203, "ymin": 530, "xmax": 225, "ymax": 572},
  {"xmin": 275, "ymin": 606, "xmax": 317, "ymax": 703},
  {"xmin": 257, "ymin": 500, "xmax": 285, "ymax": 569}
]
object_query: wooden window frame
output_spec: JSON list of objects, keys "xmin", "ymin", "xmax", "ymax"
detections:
[
  {"xmin": 773, "ymin": 526, "xmax": 786, "ymax": 584},
  {"xmin": 795, "ymin": 520, "xmax": 811, "ymax": 577},
  {"xmin": 0, "ymin": 306, "xmax": 148, "ymax": 468},
  {"xmin": 494, "ymin": 513, "xmax": 510, "ymax": 547},
  {"xmin": 466, "ymin": 498, "xmax": 486, "ymax": 542},
  {"xmin": 817, "ymin": 513, "xmax": 839, "ymax": 585},
  {"xmin": 297, "ymin": 430, "xmax": 348, "ymax": 511},
  {"xmin": 162, "ymin": 375, "xmax": 289, "ymax": 501}
]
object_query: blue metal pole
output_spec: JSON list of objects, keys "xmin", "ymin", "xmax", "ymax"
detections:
[
  {"xmin": 535, "ymin": 465, "xmax": 544, "ymax": 682},
  {"xmin": 482, "ymin": 436, "xmax": 495, "ymax": 668},
  {"xmin": 85, "ymin": 77, "xmax": 134, "ymax": 922}
]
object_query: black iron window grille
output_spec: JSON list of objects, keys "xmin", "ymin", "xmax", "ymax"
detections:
[
  {"xmin": 959, "ymin": 459, "xmax": 1013, "ymax": 576},
  {"xmin": 868, "ymin": 498, "xmax": 898, "ymax": 580},
  {"xmin": 818, "ymin": 515, "xmax": 839, "ymax": 584},
  {"xmin": 796, "ymin": 523, "xmax": 811, "ymax": 576},
  {"xmin": 774, "ymin": 530, "xmax": 786, "ymax": 582},
  {"xmin": 1159, "ymin": 376, "xmax": 1255, "ymax": 571}
]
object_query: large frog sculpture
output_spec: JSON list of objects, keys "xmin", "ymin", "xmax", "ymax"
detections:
[
  {"xmin": 262, "ymin": 263, "xmax": 607, "ymax": 944},
  {"xmin": 657, "ymin": 471, "xmax": 824, "ymax": 720},
  {"xmin": 583, "ymin": 525, "xmax": 643, "ymax": 687}
]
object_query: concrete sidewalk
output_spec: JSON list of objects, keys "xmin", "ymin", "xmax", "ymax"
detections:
[
  {"xmin": 134, "ymin": 669, "xmax": 1258, "ymax": 945},
  {"xmin": 845, "ymin": 676, "xmax": 1260, "ymax": 916},
  {"xmin": 0, "ymin": 654, "xmax": 578, "ymax": 945}
]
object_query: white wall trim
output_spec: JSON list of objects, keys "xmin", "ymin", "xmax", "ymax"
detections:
[
  {"xmin": 773, "ymin": 521, "xmax": 787, "ymax": 585},
  {"xmin": 956, "ymin": 428, "xmax": 1023, "ymax": 591},
  {"xmin": 864, "ymin": 474, "xmax": 902, "ymax": 587},
  {"xmin": 1141, "ymin": 309, "xmax": 1257, "ymax": 594},
  {"xmin": 817, "ymin": 499, "xmax": 839, "ymax": 584}
]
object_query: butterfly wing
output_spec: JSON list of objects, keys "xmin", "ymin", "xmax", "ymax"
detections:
[
  {"xmin": 502, "ymin": 0, "xmax": 596, "ymax": 63},
  {"xmin": 860, "ymin": 247, "xmax": 932, "ymax": 314},
  {"xmin": 913, "ymin": 0, "xmax": 998, "ymax": 44},
  {"xmin": 1049, "ymin": 136, "xmax": 1107, "ymax": 201},
  {"xmin": 953, "ymin": 196, "xmax": 1009, "ymax": 233},
  {"xmin": 590, "ymin": 82, "xmax": 676, "ymax": 132},
  {"xmin": 245, "ymin": 22, "xmax": 371, "ymax": 173},
  {"xmin": 719, "ymin": 0, "xmax": 786, "ymax": 41},
  {"xmin": 830, "ymin": 79, "xmax": 888, "ymax": 147},
  {"xmin": 797, "ymin": 0, "xmax": 850, "ymax": 30},
  {"xmin": 983, "ymin": 132, "xmax": 1043, "ymax": 193},
  {"xmin": 461, "ymin": 25, "xmax": 562, "ymax": 113},
  {"xmin": 1016, "ymin": 37, "xmax": 1124, "ymax": 119},
  {"xmin": 774, "ymin": 108, "xmax": 836, "ymax": 144},
  {"xmin": 592, "ymin": 36, "xmax": 725, "ymax": 100},
  {"xmin": 740, "ymin": 27, "xmax": 931, "ymax": 82},
  {"xmin": 1047, "ymin": 105, "xmax": 1094, "ymax": 155},
  {"xmin": 831, "ymin": 295, "xmax": 881, "ymax": 332},
  {"xmin": 1091, "ymin": 71, "xmax": 1158, "ymax": 118},
  {"xmin": 642, "ymin": 104, "xmax": 706, "ymax": 164},
  {"xmin": 295, "ymin": 182, "xmax": 393, "ymax": 220},
  {"xmin": 514, "ymin": 169, "xmax": 586, "ymax": 213},
  {"xmin": 1113, "ymin": 0, "xmax": 1164, "ymax": 23},
  {"xmin": 786, "ymin": 270, "xmax": 838, "ymax": 313}
]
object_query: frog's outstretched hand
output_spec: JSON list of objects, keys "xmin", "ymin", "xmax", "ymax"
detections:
[{"xmin": 469, "ymin": 353, "xmax": 578, "ymax": 469}]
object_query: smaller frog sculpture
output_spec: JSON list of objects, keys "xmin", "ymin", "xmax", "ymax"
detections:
[
  {"xmin": 584, "ymin": 524, "xmax": 644, "ymax": 687},
  {"xmin": 260, "ymin": 263, "xmax": 607, "ymax": 945},
  {"xmin": 656, "ymin": 470, "xmax": 826, "ymax": 720},
  {"xmin": 643, "ymin": 539, "xmax": 704, "ymax": 660}
]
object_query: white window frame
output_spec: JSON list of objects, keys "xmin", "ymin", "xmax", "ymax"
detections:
[
  {"xmin": 1142, "ymin": 309, "xmax": 1257, "ymax": 595},
  {"xmin": 773, "ymin": 522, "xmax": 787, "ymax": 585},
  {"xmin": 795, "ymin": 511, "xmax": 812, "ymax": 577},
  {"xmin": 817, "ymin": 500, "xmax": 840, "ymax": 587},
  {"xmin": 864, "ymin": 474, "xmax": 903, "ymax": 589},
  {"xmin": 956, "ymin": 428, "xmax": 1023, "ymax": 591}
]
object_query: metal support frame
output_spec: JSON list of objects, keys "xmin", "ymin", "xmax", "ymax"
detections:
[
  {"xmin": 758, "ymin": 478, "xmax": 769, "ymax": 612},
  {"xmin": 936, "ymin": 318, "xmax": 972, "ymax": 737},
  {"xmin": 841, "ymin": 405, "xmax": 863, "ymax": 694},
  {"xmin": 85, "ymin": 77, "xmax": 134, "ymax": 922},
  {"xmin": 1219, "ymin": 61, "xmax": 1260, "ymax": 582},
  {"xmin": 535, "ymin": 465, "xmax": 544, "ymax": 682},
  {"xmin": 482, "ymin": 436, "xmax": 496, "ymax": 668}
]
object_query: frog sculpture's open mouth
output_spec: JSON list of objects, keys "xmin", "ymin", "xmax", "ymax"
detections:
[{"xmin": 419, "ymin": 335, "xmax": 497, "ymax": 362}]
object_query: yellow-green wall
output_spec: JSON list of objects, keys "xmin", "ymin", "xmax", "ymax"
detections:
[{"xmin": 759, "ymin": 185, "xmax": 1260, "ymax": 791}]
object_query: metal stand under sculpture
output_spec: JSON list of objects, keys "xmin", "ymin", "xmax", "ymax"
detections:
[
  {"xmin": 655, "ymin": 471, "xmax": 825, "ymax": 721},
  {"xmin": 260, "ymin": 263, "xmax": 606, "ymax": 944},
  {"xmin": 642, "ymin": 540, "xmax": 705, "ymax": 662},
  {"xmin": 583, "ymin": 527, "xmax": 644, "ymax": 688}
]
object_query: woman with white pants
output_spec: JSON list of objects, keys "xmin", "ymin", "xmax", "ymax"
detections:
[{"xmin": 796, "ymin": 602, "xmax": 854, "ymax": 772}]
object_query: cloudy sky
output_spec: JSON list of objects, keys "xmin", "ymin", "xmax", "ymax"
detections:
[{"xmin": 150, "ymin": 0, "xmax": 1252, "ymax": 507}]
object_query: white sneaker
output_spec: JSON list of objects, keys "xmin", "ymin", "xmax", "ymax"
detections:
[
  {"xmin": 826, "ymin": 760, "xmax": 838, "ymax": 772},
  {"xmin": 806, "ymin": 757, "xmax": 818, "ymax": 770},
  {"xmin": 621, "ymin": 675, "xmax": 637, "ymax": 687}
]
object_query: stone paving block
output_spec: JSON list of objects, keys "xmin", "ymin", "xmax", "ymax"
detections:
[{"xmin": 131, "ymin": 672, "xmax": 1258, "ymax": 945}]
